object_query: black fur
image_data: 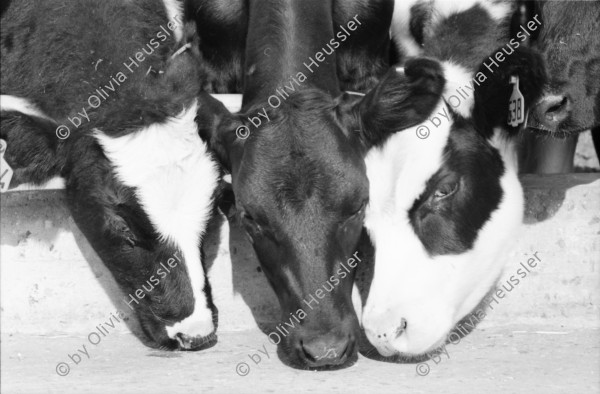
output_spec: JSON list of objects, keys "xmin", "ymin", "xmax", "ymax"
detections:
[
  {"xmin": 409, "ymin": 117, "xmax": 504, "ymax": 255},
  {"xmin": 353, "ymin": 57, "xmax": 445, "ymax": 147},
  {"xmin": 1, "ymin": 0, "xmax": 198, "ymax": 136},
  {"xmin": 334, "ymin": 0, "xmax": 394, "ymax": 91},
  {"xmin": 0, "ymin": 0, "xmax": 11, "ymax": 18},
  {"xmin": 0, "ymin": 113, "xmax": 65, "ymax": 186},
  {"xmin": 184, "ymin": 0, "xmax": 247, "ymax": 92}
]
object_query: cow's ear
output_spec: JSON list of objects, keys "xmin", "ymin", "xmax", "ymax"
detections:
[
  {"xmin": 196, "ymin": 92, "xmax": 247, "ymax": 172},
  {"xmin": 0, "ymin": 112, "xmax": 65, "ymax": 189},
  {"xmin": 472, "ymin": 47, "xmax": 547, "ymax": 134},
  {"xmin": 336, "ymin": 58, "xmax": 445, "ymax": 148}
]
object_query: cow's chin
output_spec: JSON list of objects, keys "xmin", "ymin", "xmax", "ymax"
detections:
[
  {"xmin": 361, "ymin": 251, "xmax": 504, "ymax": 361},
  {"xmin": 372, "ymin": 333, "xmax": 448, "ymax": 360}
]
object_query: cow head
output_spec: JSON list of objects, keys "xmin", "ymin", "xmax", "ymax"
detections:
[
  {"xmin": 519, "ymin": 1, "xmax": 600, "ymax": 135},
  {"xmin": 198, "ymin": 56, "xmax": 445, "ymax": 367},
  {"xmin": 65, "ymin": 107, "xmax": 222, "ymax": 352},
  {"xmin": 360, "ymin": 47, "xmax": 546, "ymax": 358},
  {"xmin": 0, "ymin": 0, "xmax": 228, "ymax": 353}
]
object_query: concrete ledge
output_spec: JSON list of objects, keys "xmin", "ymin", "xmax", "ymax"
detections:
[{"xmin": 1, "ymin": 174, "xmax": 599, "ymax": 336}]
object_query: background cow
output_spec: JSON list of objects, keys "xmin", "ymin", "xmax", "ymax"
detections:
[
  {"xmin": 390, "ymin": 0, "xmax": 599, "ymax": 174},
  {"xmin": 516, "ymin": 1, "xmax": 600, "ymax": 173}
]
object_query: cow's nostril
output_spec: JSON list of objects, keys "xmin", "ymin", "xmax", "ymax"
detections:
[
  {"xmin": 529, "ymin": 94, "xmax": 571, "ymax": 132},
  {"xmin": 536, "ymin": 95, "xmax": 571, "ymax": 122},
  {"xmin": 298, "ymin": 334, "xmax": 355, "ymax": 367}
]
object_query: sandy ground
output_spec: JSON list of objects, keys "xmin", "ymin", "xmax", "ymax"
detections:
[{"xmin": 1, "ymin": 325, "xmax": 598, "ymax": 394}]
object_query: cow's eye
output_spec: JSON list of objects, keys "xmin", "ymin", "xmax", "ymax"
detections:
[
  {"xmin": 355, "ymin": 201, "xmax": 367, "ymax": 215},
  {"xmin": 241, "ymin": 211, "xmax": 262, "ymax": 234},
  {"xmin": 348, "ymin": 200, "xmax": 367, "ymax": 220},
  {"xmin": 433, "ymin": 181, "xmax": 458, "ymax": 200}
]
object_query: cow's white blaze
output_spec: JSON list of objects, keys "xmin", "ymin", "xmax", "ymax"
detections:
[
  {"xmin": 0, "ymin": 95, "xmax": 55, "ymax": 122},
  {"xmin": 362, "ymin": 98, "xmax": 523, "ymax": 356},
  {"xmin": 95, "ymin": 101, "xmax": 219, "ymax": 339},
  {"xmin": 443, "ymin": 62, "xmax": 475, "ymax": 117}
]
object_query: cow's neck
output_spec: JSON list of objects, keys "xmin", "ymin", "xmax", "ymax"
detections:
[{"xmin": 242, "ymin": 0, "xmax": 339, "ymax": 107}]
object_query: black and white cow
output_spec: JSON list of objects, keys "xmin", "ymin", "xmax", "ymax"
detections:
[
  {"xmin": 0, "ymin": 0, "xmax": 245, "ymax": 350},
  {"xmin": 359, "ymin": 0, "xmax": 548, "ymax": 358},
  {"xmin": 516, "ymin": 1, "xmax": 600, "ymax": 172},
  {"xmin": 197, "ymin": 0, "xmax": 445, "ymax": 368}
]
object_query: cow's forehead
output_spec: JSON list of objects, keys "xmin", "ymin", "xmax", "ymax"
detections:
[{"xmin": 236, "ymin": 118, "xmax": 367, "ymax": 215}]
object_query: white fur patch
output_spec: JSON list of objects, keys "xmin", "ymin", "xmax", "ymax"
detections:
[
  {"xmin": 352, "ymin": 283, "xmax": 363, "ymax": 320},
  {"xmin": 212, "ymin": 94, "xmax": 243, "ymax": 113},
  {"xmin": 391, "ymin": 0, "xmax": 424, "ymax": 57},
  {"xmin": 95, "ymin": 101, "xmax": 219, "ymax": 339},
  {"xmin": 0, "ymin": 95, "xmax": 55, "ymax": 122},
  {"xmin": 162, "ymin": 0, "xmax": 184, "ymax": 42},
  {"xmin": 391, "ymin": 0, "xmax": 512, "ymax": 57},
  {"xmin": 442, "ymin": 61, "xmax": 475, "ymax": 118},
  {"xmin": 431, "ymin": 0, "xmax": 511, "ymax": 24},
  {"xmin": 362, "ymin": 109, "xmax": 523, "ymax": 355}
]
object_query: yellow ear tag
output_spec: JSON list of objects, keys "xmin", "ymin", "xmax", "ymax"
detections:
[{"xmin": 0, "ymin": 139, "xmax": 14, "ymax": 193}]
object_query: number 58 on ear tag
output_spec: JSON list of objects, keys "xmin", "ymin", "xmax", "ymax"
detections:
[
  {"xmin": 0, "ymin": 139, "xmax": 14, "ymax": 193},
  {"xmin": 508, "ymin": 76, "xmax": 525, "ymax": 127}
]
